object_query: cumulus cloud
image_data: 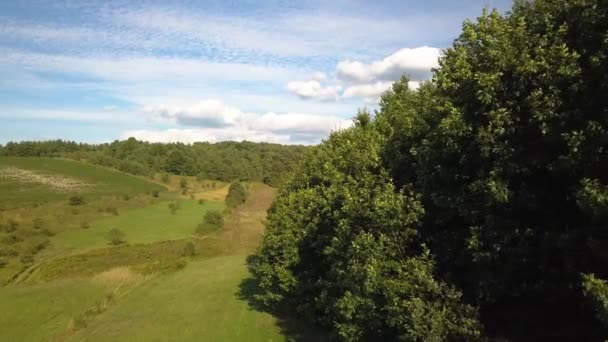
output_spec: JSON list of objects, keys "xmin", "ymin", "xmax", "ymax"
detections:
[
  {"xmin": 136, "ymin": 100, "xmax": 352, "ymax": 144},
  {"xmin": 287, "ymin": 47, "xmax": 437, "ymax": 102},
  {"xmin": 336, "ymin": 46, "xmax": 441, "ymax": 83},
  {"xmin": 286, "ymin": 80, "xmax": 341, "ymax": 101},
  {"xmin": 143, "ymin": 100, "xmax": 248, "ymax": 127}
]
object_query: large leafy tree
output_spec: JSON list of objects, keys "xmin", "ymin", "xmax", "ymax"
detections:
[
  {"xmin": 251, "ymin": 115, "xmax": 480, "ymax": 341},
  {"xmin": 378, "ymin": 0, "xmax": 608, "ymax": 339}
]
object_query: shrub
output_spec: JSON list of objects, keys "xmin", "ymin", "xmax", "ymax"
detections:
[
  {"xmin": 80, "ymin": 220, "xmax": 90, "ymax": 229},
  {"xmin": 198, "ymin": 199, "xmax": 206, "ymax": 205},
  {"xmin": 122, "ymin": 194, "xmax": 131, "ymax": 201},
  {"xmin": 168, "ymin": 201, "xmax": 181, "ymax": 215},
  {"xmin": 151, "ymin": 190, "xmax": 160, "ymax": 198},
  {"xmin": 106, "ymin": 228, "xmax": 126, "ymax": 245},
  {"xmin": 105, "ymin": 207, "xmax": 119, "ymax": 216},
  {"xmin": 195, "ymin": 210, "xmax": 224, "ymax": 235},
  {"xmin": 32, "ymin": 218, "xmax": 43, "ymax": 230},
  {"xmin": 161, "ymin": 173, "xmax": 170, "ymax": 183},
  {"xmin": 0, "ymin": 257, "xmax": 6, "ymax": 268},
  {"xmin": 182, "ymin": 241, "xmax": 195, "ymax": 257},
  {"xmin": 225, "ymin": 181, "xmax": 247, "ymax": 208},
  {"xmin": 68, "ymin": 195, "xmax": 85, "ymax": 206},
  {"xmin": 179, "ymin": 177, "xmax": 188, "ymax": 189},
  {"xmin": 41, "ymin": 228, "xmax": 55, "ymax": 237}
]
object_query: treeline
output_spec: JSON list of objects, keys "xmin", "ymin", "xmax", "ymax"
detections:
[
  {"xmin": 0, "ymin": 139, "xmax": 308, "ymax": 185},
  {"xmin": 252, "ymin": 1, "xmax": 608, "ymax": 341}
]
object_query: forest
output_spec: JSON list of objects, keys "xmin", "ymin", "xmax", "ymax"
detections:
[
  {"xmin": 251, "ymin": 0, "xmax": 608, "ymax": 340},
  {"xmin": 0, "ymin": 139, "xmax": 308, "ymax": 186}
]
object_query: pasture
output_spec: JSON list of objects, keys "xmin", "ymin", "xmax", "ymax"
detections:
[{"xmin": 0, "ymin": 157, "xmax": 165, "ymax": 208}]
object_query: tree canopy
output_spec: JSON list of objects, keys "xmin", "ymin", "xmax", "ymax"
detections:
[
  {"xmin": 0, "ymin": 138, "xmax": 308, "ymax": 185},
  {"xmin": 252, "ymin": 1, "xmax": 608, "ymax": 340}
]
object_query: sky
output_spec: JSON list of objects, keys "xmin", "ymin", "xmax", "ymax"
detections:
[{"xmin": 0, "ymin": 0, "xmax": 513, "ymax": 145}]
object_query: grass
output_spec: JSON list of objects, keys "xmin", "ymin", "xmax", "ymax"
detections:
[
  {"xmin": 68, "ymin": 255, "xmax": 288, "ymax": 342},
  {"xmin": 0, "ymin": 157, "xmax": 164, "ymax": 208},
  {"xmin": 0, "ymin": 278, "xmax": 108, "ymax": 341},
  {"xmin": 0, "ymin": 176, "xmax": 325, "ymax": 341},
  {"xmin": 52, "ymin": 199, "xmax": 225, "ymax": 252}
]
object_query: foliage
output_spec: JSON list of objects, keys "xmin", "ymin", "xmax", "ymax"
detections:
[
  {"xmin": 196, "ymin": 210, "xmax": 224, "ymax": 235},
  {"xmin": 225, "ymin": 181, "xmax": 247, "ymax": 208},
  {"xmin": 179, "ymin": 177, "xmax": 188, "ymax": 189},
  {"xmin": 252, "ymin": 121, "xmax": 480, "ymax": 341},
  {"xmin": 0, "ymin": 138, "xmax": 308, "ymax": 185},
  {"xmin": 182, "ymin": 241, "xmax": 196, "ymax": 257},
  {"xmin": 376, "ymin": 1, "xmax": 607, "ymax": 339},
  {"xmin": 582, "ymin": 274, "xmax": 608, "ymax": 326},
  {"xmin": 68, "ymin": 195, "xmax": 85, "ymax": 206},
  {"xmin": 254, "ymin": 0, "xmax": 608, "ymax": 340},
  {"xmin": 106, "ymin": 228, "xmax": 126, "ymax": 246}
]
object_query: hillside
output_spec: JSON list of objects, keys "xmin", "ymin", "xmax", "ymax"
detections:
[
  {"xmin": 0, "ymin": 157, "xmax": 321, "ymax": 341},
  {"xmin": 0, "ymin": 156, "xmax": 165, "ymax": 208}
]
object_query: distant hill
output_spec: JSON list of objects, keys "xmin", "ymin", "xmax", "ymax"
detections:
[
  {"xmin": 0, "ymin": 139, "xmax": 310, "ymax": 186},
  {"xmin": 0, "ymin": 156, "xmax": 164, "ymax": 208}
]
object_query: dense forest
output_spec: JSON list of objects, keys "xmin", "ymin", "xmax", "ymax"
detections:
[
  {"xmin": 0, "ymin": 139, "xmax": 308, "ymax": 185},
  {"xmin": 252, "ymin": 0, "xmax": 608, "ymax": 341}
]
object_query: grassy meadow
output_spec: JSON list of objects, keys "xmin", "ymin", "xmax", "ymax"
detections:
[
  {"xmin": 0, "ymin": 157, "xmax": 321, "ymax": 341},
  {"xmin": 0, "ymin": 157, "xmax": 165, "ymax": 208}
]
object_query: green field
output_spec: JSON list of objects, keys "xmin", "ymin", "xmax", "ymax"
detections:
[
  {"xmin": 0, "ymin": 278, "xmax": 109, "ymax": 341},
  {"xmin": 0, "ymin": 157, "xmax": 165, "ymax": 208},
  {"xmin": 0, "ymin": 157, "xmax": 320, "ymax": 341},
  {"xmin": 69, "ymin": 255, "xmax": 285, "ymax": 342},
  {"xmin": 52, "ymin": 199, "xmax": 225, "ymax": 252}
]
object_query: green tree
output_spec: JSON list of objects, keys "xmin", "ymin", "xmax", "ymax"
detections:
[
  {"xmin": 195, "ymin": 210, "xmax": 224, "ymax": 235},
  {"xmin": 225, "ymin": 181, "xmax": 247, "ymax": 208},
  {"xmin": 252, "ymin": 121, "xmax": 480, "ymax": 341},
  {"xmin": 376, "ymin": 1, "xmax": 608, "ymax": 339}
]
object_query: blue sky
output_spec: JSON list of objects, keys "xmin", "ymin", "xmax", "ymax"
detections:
[{"xmin": 0, "ymin": 0, "xmax": 513, "ymax": 145}]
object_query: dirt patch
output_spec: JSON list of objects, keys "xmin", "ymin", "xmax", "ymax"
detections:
[{"xmin": 0, "ymin": 167, "xmax": 90, "ymax": 191}]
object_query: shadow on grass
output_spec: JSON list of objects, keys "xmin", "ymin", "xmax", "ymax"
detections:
[{"xmin": 237, "ymin": 256, "xmax": 332, "ymax": 342}]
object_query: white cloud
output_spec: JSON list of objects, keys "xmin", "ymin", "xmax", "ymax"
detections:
[
  {"xmin": 337, "ymin": 46, "xmax": 441, "ymax": 83},
  {"xmin": 254, "ymin": 112, "xmax": 351, "ymax": 133},
  {"xmin": 311, "ymin": 72, "xmax": 327, "ymax": 82},
  {"xmin": 287, "ymin": 80, "xmax": 341, "ymax": 101},
  {"xmin": 137, "ymin": 100, "xmax": 352, "ymax": 144},
  {"xmin": 143, "ymin": 100, "xmax": 248, "ymax": 127}
]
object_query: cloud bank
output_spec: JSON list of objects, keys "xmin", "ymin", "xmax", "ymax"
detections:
[{"xmin": 286, "ymin": 46, "xmax": 440, "ymax": 103}]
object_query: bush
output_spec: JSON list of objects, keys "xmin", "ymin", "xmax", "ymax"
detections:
[
  {"xmin": 41, "ymin": 228, "xmax": 55, "ymax": 237},
  {"xmin": 161, "ymin": 173, "xmax": 170, "ymax": 183},
  {"xmin": 32, "ymin": 218, "xmax": 43, "ymax": 230},
  {"xmin": 105, "ymin": 207, "xmax": 119, "ymax": 216},
  {"xmin": 179, "ymin": 177, "xmax": 188, "ymax": 189},
  {"xmin": 151, "ymin": 190, "xmax": 160, "ymax": 198},
  {"xmin": 168, "ymin": 201, "xmax": 180, "ymax": 214},
  {"xmin": 0, "ymin": 257, "xmax": 6, "ymax": 268},
  {"xmin": 195, "ymin": 210, "xmax": 223, "ymax": 235},
  {"xmin": 68, "ymin": 195, "xmax": 85, "ymax": 206},
  {"xmin": 106, "ymin": 228, "xmax": 126, "ymax": 245},
  {"xmin": 182, "ymin": 241, "xmax": 195, "ymax": 257},
  {"xmin": 198, "ymin": 199, "xmax": 206, "ymax": 205},
  {"xmin": 80, "ymin": 220, "xmax": 90, "ymax": 229},
  {"xmin": 225, "ymin": 181, "xmax": 247, "ymax": 208}
]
